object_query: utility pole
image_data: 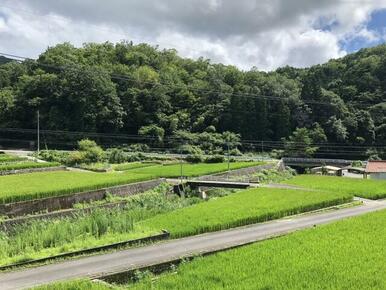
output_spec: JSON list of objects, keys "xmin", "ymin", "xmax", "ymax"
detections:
[
  {"xmin": 37, "ymin": 110, "xmax": 40, "ymax": 155},
  {"xmin": 180, "ymin": 146, "xmax": 183, "ymax": 182},
  {"xmin": 227, "ymin": 141, "xmax": 230, "ymax": 179}
]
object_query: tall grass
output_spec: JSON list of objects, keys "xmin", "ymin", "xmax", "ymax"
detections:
[
  {"xmin": 141, "ymin": 187, "xmax": 353, "ymax": 238},
  {"xmin": 0, "ymin": 186, "xmax": 202, "ymax": 266},
  {"xmin": 284, "ymin": 175, "xmax": 386, "ymax": 199},
  {"xmin": 131, "ymin": 209, "xmax": 386, "ymax": 290}
]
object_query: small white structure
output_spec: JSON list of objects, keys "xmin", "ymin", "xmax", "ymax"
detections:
[
  {"xmin": 365, "ymin": 161, "xmax": 386, "ymax": 180},
  {"xmin": 310, "ymin": 165, "xmax": 341, "ymax": 176}
]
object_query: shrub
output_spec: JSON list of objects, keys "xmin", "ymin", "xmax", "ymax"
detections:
[
  {"xmin": 205, "ymin": 155, "xmax": 225, "ymax": 163},
  {"xmin": 179, "ymin": 145, "xmax": 204, "ymax": 155},
  {"xmin": 186, "ymin": 154, "xmax": 204, "ymax": 163},
  {"xmin": 108, "ymin": 148, "xmax": 127, "ymax": 164}
]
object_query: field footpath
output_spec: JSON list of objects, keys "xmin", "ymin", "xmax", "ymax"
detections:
[{"xmin": 0, "ymin": 198, "xmax": 385, "ymax": 290}]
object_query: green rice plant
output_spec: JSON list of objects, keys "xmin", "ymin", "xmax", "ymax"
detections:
[
  {"xmin": 0, "ymin": 161, "xmax": 60, "ymax": 172},
  {"xmin": 131, "ymin": 209, "xmax": 386, "ymax": 290},
  {"xmin": 0, "ymin": 155, "xmax": 26, "ymax": 163},
  {"xmin": 113, "ymin": 162, "xmax": 159, "ymax": 171},
  {"xmin": 126, "ymin": 161, "xmax": 266, "ymax": 178},
  {"xmin": 141, "ymin": 187, "xmax": 353, "ymax": 238},
  {"xmin": 0, "ymin": 171, "xmax": 155, "ymax": 204},
  {"xmin": 283, "ymin": 175, "xmax": 386, "ymax": 199},
  {"xmin": 0, "ymin": 162, "xmax": 262, "ymax": 204}
]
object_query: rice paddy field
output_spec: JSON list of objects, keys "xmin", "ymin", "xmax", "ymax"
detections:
[
  {"xmin": 112, "ymin": 162, "xmax": 159, "ymax": 171},
  {"xmin": 0, "ymin": 162, "xmax": 262, "ymax": 204},
  {"xmin": 0, "ymin": 171, "xmax": 154, "ymax": 204},
  {"xmin": 130, "ymin": 209, "xmax": 386, "ymax": 290},
  {"xmin": 0, "ymin": 154, "xmax": 26, "ymax": 163},
  {"xmin": 283, "ymin": 175, "xmax": 386, "ymax": 200},
  {"xmin": 141, "ymin": 187, "xmax": 353, "ymax": 238},
  {"xmin": 0, "ymin": 186, "xmax": 351, "ymax": 266},
  {"xmin": 0, "ymin": 161, "xmax": 60, "ymax": 172},
  {"xmin": 126, "ymin": 161, "xmax": 265, "ymax": 177},
  {"xmin": 33, "ymin": 209, "xmax": 386, "ymax": 290}
]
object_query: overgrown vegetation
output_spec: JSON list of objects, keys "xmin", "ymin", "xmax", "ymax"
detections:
[
  {"xmin": 0, "ymin": 184, "xmax": 203, "ymax": 266},
  {"xmin": 284, "ymin": 175, "xmax": 386, "ymax": 200}
]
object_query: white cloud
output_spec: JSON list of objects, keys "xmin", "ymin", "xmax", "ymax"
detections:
[{"xmin": 0, "ymin": 0, "xmax": 386, "ymax": 70}]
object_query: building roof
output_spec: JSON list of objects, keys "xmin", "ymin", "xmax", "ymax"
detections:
[{"xmin": 365, "ymin": 161, "xmax": 386, "ymax": 173}]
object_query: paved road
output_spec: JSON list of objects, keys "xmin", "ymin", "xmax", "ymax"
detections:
[{"xmin": 1, "ymin": 199, "xmax": 385, "ymax": 290}]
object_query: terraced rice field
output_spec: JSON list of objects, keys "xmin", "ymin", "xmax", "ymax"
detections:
[
  {"xmin": 0, "ymin": 162, "xmax": 262, "ymax": 204},
  {"xmin": 283, "ymin": 175, "xmax": 386, "ymax": 200},
  {"xmin": 131, "ymin": 209, "xmax": 386, "ymax": 290},
  {"xmin": 0, "ymin": 171, "xmax": 153, "ymax": 204},
  {"xmin": 141, "ymin": 187, "xmax": 352, "ymax": 238},
  {"xmin": 126, "ymin": 161, "xmax": 265, "ymax": 177}
]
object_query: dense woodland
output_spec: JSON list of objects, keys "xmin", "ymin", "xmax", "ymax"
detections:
[{"xmin": 0, "ymin": 42, "xmax": 385, "ymax": 158}]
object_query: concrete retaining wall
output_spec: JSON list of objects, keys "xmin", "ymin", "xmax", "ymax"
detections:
[{"xmin": 0, "ymin": 178, "xmax": 165, "ymax": 217}]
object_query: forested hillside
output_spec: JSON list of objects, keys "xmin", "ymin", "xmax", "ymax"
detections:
[{"xmin": 0, "ymin": 42, "xmax": 385, "ymax": 157}]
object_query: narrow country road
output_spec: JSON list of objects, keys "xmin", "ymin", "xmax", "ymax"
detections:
[{"xmin": 1, "ymin": 199, "xmax": 385, "ymax": 290}]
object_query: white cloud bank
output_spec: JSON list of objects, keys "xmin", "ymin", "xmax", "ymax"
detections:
[{"xmin": 0, "ymin": 0, "xmax": 386, "ymax": 70}]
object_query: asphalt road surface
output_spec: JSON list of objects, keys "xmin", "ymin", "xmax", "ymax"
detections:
[{"xmin": 1, "ymin": 199, "xmax": 385, "ymax": 290}]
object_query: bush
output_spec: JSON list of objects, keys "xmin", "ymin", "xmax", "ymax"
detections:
[
  {"xmin": 38, "ymin": 150, "xmax": 69, "ymax": 163},
  {"xmin": 205, "ymin": 155, "xmax": 225, "ymax": 163},
  {"xmin": 108, "ymin": 148, "xmax": 127, "ymax": 164},
  {"xmin": 66, "ymin": 151, "xmax": 85, "ymax": 166},
  {"xmin": 78, "ymin": 139, "xmax": 104, "ymax": 164},
  {"xmin": 179, "ymin": 145, "xmax": 204, "ymax": 155},
  {"xmin": 186, "ymin": 154, "xmax": 204, "ymax": 163}
]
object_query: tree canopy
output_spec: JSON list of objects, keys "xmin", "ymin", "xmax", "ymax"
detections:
[{"xmin": 0, "ymin": 41, "xmax": 385, "ymax": 158}]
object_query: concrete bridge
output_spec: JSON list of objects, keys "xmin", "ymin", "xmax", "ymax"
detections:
[{"xmin": 172, "ymin": 180, "xmax": 254, "ymax": 196}]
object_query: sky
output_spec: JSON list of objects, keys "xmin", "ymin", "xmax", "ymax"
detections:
[{"xmin": 1, "ymin": 0, "xmax": 386, "ymax": 71}]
